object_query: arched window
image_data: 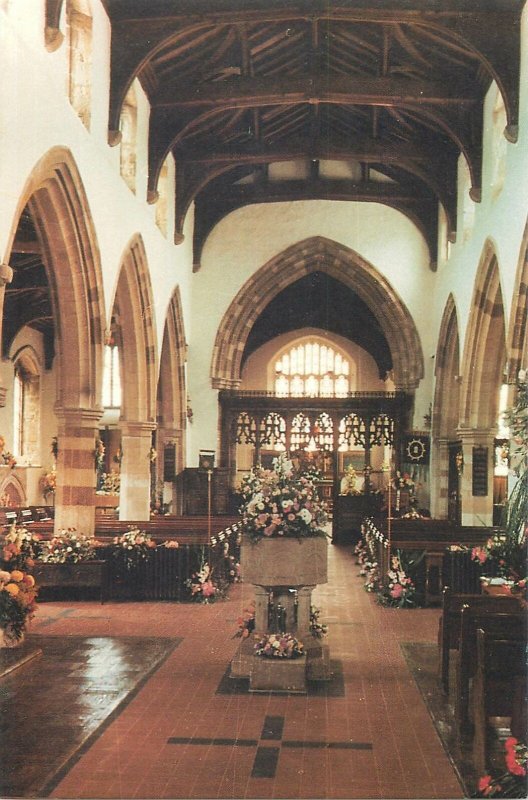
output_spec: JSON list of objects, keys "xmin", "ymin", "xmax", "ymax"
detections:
[
  {"xmin": 102, "ymin": 342, "xmax": 121, "ymax": 409},
  {"xmin": 66, "ymin": 0, "xmax": 93, "ymax": 129},
  {"xmin": 120, "ymin": 84, "xmax": 138, "ymax": 193},
  {"xmin": 12, "ymin": 348, "xmax": 40, "ymax": 463},
  {"xmin": 274, "ymin": 340, "xmax": 350, "ymax": 397}
]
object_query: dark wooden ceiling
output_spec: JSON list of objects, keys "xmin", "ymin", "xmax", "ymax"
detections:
[
  {"xmin": 84, "ymin": 0, "xmax": 522, "ymax": 271},
  {"xmin": 4, "ymin": 207, "xmax": 55, "ymax": 368}
]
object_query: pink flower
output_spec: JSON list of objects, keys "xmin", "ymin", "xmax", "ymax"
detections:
[
  {"xmin": 287, "ymin": 513, "xmax": 296, "ymax": 521},
  {"xmin": 263, "ymin": 524, "xmax": 276, "ymax": 536},
  {"xmin": 390, "ymin": 584, "xmax": 403, "ymax": 599},
  {"xmin": 202, "ymin": 581, "xmax": 216, "ymax": 598},
  {"xmin": 478, "ymin": 776, "xmax": 493, "ymax": 794}
]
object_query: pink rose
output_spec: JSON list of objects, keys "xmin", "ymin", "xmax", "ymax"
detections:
[
  {"xmin": 390, "ymin": 584, "xmax": 403, "ymax": 599},
  {"xmin": 202, "ymin": 581, "xmax": 216, "ymax": 598}
]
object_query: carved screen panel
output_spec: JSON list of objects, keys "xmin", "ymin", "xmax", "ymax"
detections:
[
  {"xmin": 291, "ymin": 412, "xmax": 311, "ymax": 450},
  {"xmin": 338, "ymin": 413, "xmax": 366, "ymax": 449},
  {"xmin": 369, "ymin": 414, "xmax": 394, "ymax": 447},
  {"xmin": 235, "ymin": 412, "xmax": 257, "ymax": 445},
  {"xmin": 314, "ymin": 412, "xmax": 334, "ymax": 451},
  {"xmin": 259, "ymin": 412, "xmax": 286, "ymax": 449}
]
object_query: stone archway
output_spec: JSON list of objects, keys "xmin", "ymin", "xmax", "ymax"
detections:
[
  {"xmin": 431, "ymin": 295, "xmax": 461, "ymax": 519},
  {"xmin": 506, "ymin": 218, "xmax": 528, "ymax": 382},
  {"xmin": 157, "ymin": 288, "xmax": 187, "ymax": 513},
  {"xmin": 4, "ymin": 147, "xmax": 105, "ymax": 534},
  {"xmin": 112, "ymin": 234, "xmax": 158, "ymax": 520},
  {"xmin": 459, "ymin": 240, "xmax": 506, "ymax": 525},
  {"xmin": 211, "ymin": 237, "xmax": 424, "ymax": 393}
]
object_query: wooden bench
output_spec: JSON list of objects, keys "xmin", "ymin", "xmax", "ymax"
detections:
[
  {"xmin": 438, "ymin": 587, "xmax": 520, "ymax": 694},
  {"xmin": 455, "ymin": 606, "xmax": 524, "ymax": 733},
  {"xmin": 472, "ymin": 629, "xmax": 527, "ymax": 775}
]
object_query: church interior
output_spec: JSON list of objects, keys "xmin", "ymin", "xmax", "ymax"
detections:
[{"xmin": 0, "ymin": 1, "xmax": 527, "ymax": 798}]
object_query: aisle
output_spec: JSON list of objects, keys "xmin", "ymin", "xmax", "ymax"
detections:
[{"xmin": 27, "ymin": 540, "xmax": 462, "ymax": 799}]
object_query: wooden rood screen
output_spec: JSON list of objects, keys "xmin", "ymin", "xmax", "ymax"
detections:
[{"xmin": 219, "ymin": 390, "xmax": 412, "ymax": 493}]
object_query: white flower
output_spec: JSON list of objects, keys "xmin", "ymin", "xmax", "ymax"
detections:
[{"xmin": 298, "ymin": 508, "xmax": 313, "ymax": 524}]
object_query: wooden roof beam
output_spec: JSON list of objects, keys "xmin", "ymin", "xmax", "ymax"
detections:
[{"xmin": 152, "ymin": 74, "xmax": 477, "ymax": 109}]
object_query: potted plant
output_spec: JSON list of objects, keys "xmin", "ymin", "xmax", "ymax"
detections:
[{"xmin": 0, "ymin": 568, "xmax": 38, "ymax": 647}]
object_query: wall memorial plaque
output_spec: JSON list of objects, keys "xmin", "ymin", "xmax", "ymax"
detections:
[
  {"xmin": 163, "ymin": 443, "xmax": 176, "ymax": 482},
  {"xmin": 472, "ymin": 446, "xmax": 488, "ymax": 496}
]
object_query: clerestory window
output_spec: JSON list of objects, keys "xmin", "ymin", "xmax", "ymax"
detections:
[{"xmin": 274, "ymin": 341, "xmax": 350, "ymax": 397}]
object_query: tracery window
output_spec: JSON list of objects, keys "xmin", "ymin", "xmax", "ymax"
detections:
[
  {"xmin": 290, "ymin": 413, "xmax": 311, "ymax": 451},
  {"xmin": 338, "ymin": 414, "xmax": 366, "ymax": 450},
  {"xmin": 12, "ymin": 349, "xmax": 40, "ymax": 463},
  {"xmin": 274, "ymin": 341, "xmax": 350, "ymax": 397},
  {"xmin": 102, "ymin": 343, "xmax": 121, "ymax": 409}
]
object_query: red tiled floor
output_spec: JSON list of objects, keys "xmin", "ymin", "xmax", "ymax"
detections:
[{"xmin": 25, "ymin": 539, "xmax": 465, "ymax": 800}]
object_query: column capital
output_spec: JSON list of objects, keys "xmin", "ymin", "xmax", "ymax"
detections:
[
  {"xmin": 457, "ymin": 427, "xmax": 497, "ymax": 445},
  {"xmin": 120, "ymin": 420, "xmax": 157, "ymax": 438},
  {"xmin": 0, "ymin": 264, "xmax": 13, "ymax": 286},
  {"xmin": 55, "ymin": 406, "xmax": 104, "ymax": 429}
]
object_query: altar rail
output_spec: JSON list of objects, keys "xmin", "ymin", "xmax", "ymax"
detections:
[{"xmin": 362, "ymin": 517, "xmax": 495, "ymax": 604}]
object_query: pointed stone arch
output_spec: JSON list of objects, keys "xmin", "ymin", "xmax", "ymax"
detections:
[
  {"xmin": 431, "ymin": 295, "xmax": 461, "ymax": 519},
  {"xmin": 5, "ymin": 146, "xmax": 105, "ymax": 410},
  {"xmin": 211, "ymin": 237, "xmax": 424, "ymax": 392},
  {"xmin": 0, "ymin": 473, "xmax": 26, "ymax": 507},
  {"xmin": 460, "ymin": 240, "xmax": 506, "ymax": 430},
  {"xmin": 506, "ymin": 218, "xmax": 528, "ymax": 382},
  {"xmin": 158, "ymin": 287, "xmax": 186, "ymax": 431},
  {"xmin": 111, "ymin": 235, "xmax": 158, "ymax": 520},
  {"xmin": 433, "ymin": 295, "xmax": 461, "ymax": 440},
  {"xmin": 459, "ymin": 240, "xmax": 507, "ymax": 525},
  {"xmin": 112, "ymin": 234, "xmax": 158, "ymax": 424},
  {"xmin": 3, "ymin": 147, "xmax": 105, "ymax": 533},
  {"xmin": 157, "ymin": 288, "xmax": 187, "ymax": 512}
]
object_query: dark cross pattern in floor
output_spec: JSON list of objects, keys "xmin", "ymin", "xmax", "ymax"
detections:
[{"xmin": 168, "ymin": 715, "xmax": 373, "ymax": 779}]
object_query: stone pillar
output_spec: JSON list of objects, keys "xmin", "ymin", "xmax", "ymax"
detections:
[
  {"xmin": 119, "ymin": 421, "xmax": 156, "ymax": 520},
  {"xmin": 0, "ymin": 263, "xmax": 14, "ymax": 356},
  {"xmin": 254, "ymin": 585, "xmax": 270, "ymax": 633},
  {"xmin": 54, "ymin": 407, "xmax": 102, "ymax": 535},
  {"xmin": 458, "ymin": 428, "xmax": 496, "ymax": 526},
  {"xmin": 430, "ymin": 437, "xmax": 450, "ymax": 519},
  {"xmin": 296, "ymin": 585, "xmax": 315, "ymax": 637}
]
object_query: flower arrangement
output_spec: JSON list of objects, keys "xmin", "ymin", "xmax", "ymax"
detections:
[
  {"xmin": 111, "ymin": 528, "xmax": 156, "ymax": 570},
  {"xmin": 96, "ymin": 470, "xmax": 120, "ymax": 494},
  {"xmin": 392, "ymin": 471, "xmax": 416, "ymax": 494},
  {"xmin": 471, "ymin": 530, "xmax": 526, "ymax": 581},
  {"xmin": 0, "ymin": 437, "xmax": 17, "ymax": 468},
  {"xmin": 236, "ymin": 600, "xmax": 256, "ymax": 638},
  {"xmin": 475, "ymin": 737, "xmax": 527, "ymax": 798},
  {"xmin": 40, "ymin": 466, "xmax": 56, "ymax": 500},
  {"xmin": 240, "ymin": 453, "xmax": 328, "ymax": 540},
  {"xmin": 1, "ymin": 525, "xmax": 42, "ymax": 570},
  {"xmin": 254, "ymin": 632, "xmax": 304, "ymax": 659},
  {"xmin": 39, "ymin": 529, "xmax": 97, "ymax": 564},
  {"xmin": 0, "ymin": 568, "xmax": 38, "ymax": 643},
  {"xmin": 94, "ymin": 438, "xmax": 105, "ymax": 470},
  {"xmin": 186, "ymin": 561, "xmax": 218, "ymax": 603},
  {"xmin": 309, "ymin": 605, "xmax": 328, "ymax": 638},
  {"xmin": 378, "ymin": 553, "xmax": 417, "ymax": 608}
]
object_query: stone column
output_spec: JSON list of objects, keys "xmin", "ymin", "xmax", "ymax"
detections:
[
  {"xmin": 430, "ymin": 437, "xmax": 450, "ymax": 519},
  {"xmin": 119, "ymin": 421, "xmax": 156, "ymax": 520},
  {"xmin": 54, "ymin": 407, "xmax": 102, "ymax": 535},
  {"xmin": 0, "ymin": 263, "xmax": 14, "ymax": 356},
  {"xmin": 458, "ymin": 428, "xmax": 496, "ymax": 526}
]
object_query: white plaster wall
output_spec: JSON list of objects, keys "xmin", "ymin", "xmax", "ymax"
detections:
[
  {"xmin": 242, "ymin": 329, "xmax": 389, "ymax": 392},
  {"xmin": 433, "ymin": 4, "xmax": 528, "ymax": 364},
  {"xmin": 0, "ymin": 0, "xmax": 194, "ymax": 370},
  {"xmin": 189, "ymin": 201, "xmax": 435, "ymax": 460}
]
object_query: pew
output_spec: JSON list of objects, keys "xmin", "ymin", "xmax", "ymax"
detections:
[
  {"xmin": 438, "ymin": 587, "xmax": 520, "ymax": 694},
  {"xmin": 455, "ymin": 606, "xmax": 525, "ymax": 733},
  {"xmin": 472, "ymin": 629, "xmax": 527, "ymax": 776},
  {"xmin": 363, "ymin": 518, "xmax": 500, "ymax": 604}
]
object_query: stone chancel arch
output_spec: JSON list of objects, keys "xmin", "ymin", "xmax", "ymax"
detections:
[{"xmin": 211, "ymin": 237, "xmax": 424, "ymax": 393}]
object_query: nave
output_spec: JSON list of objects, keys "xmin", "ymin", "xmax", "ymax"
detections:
[{"xmin": 2, "ymin": 541, "xmax": 463, "ymax": 800}]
